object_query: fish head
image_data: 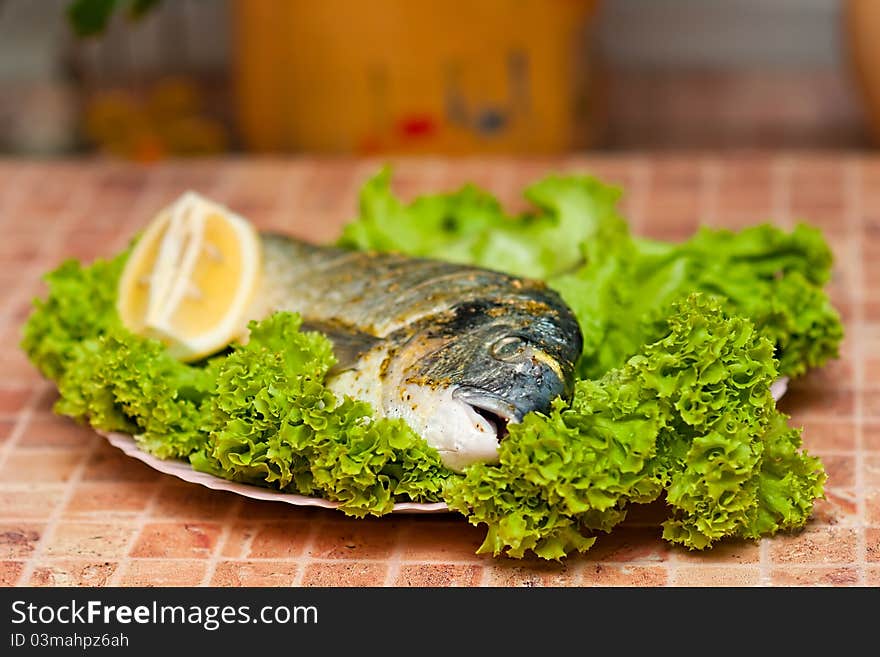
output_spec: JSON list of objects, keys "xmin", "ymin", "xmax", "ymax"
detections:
[
  {"xmin": 445, "ymin": 297, "xmax": 582, "ymax": 424},
  {"xmin": 394, "ymin": 294, "xmax": 583, "ymax": 470}
]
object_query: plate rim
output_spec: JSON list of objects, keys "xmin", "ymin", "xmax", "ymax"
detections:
[{"xmin": 98, "ymin": 430, "xmax": 450, "ymax": 514}]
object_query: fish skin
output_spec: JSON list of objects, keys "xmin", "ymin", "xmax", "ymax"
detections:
[{"xmin": 248, "ymin": 233, "xmax": 584, "ymax": 471}]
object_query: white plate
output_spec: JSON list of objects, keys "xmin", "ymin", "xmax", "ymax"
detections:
[
  {"xmin": 99, "ymin": 377, "xmax": 789, "ymax": 514},
  {"xmin": 99, "ymin": 431, "xmax": 450, "ymax": 514}
]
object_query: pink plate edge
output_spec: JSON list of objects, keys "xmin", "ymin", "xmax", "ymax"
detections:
[{"xmin": 98, "ymin": 377, "xmax": 788, "ymax": 515}]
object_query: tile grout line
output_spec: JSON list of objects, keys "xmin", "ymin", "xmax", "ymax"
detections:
[
  {"xmin": 13, "ymin": 556, "xmax": 836, "ymax": 568},
  {"xmin": 381, "ymin": 530, "xmax": 403, "ymax": 587},
  {"xmin": 845, "ymin": 157, "xmax": 867, "ymax": 586},
  {"xmin": 0, "ymin": 383, "xmax": 48, "ymax": 472},
  {"xmin": 772, "ymin": 155, "xmax": 795, "ymax": 586},
  {"xmin": 476, "ymin": 561, "xmax": 492, "ymax": 587},
  {"xmin": 626, "ymin": 157, "xmax": 651, "ymax": 236},
  {"xmin": 290, "ymin": 520, "xmax": 321, "ymax": 587},
  {"xmin": 105, "ymin": 478, "xmax": 167, "ymax": 586},
  {"xmin": 759, "ymin": 155, "xmax": 795, "ymax": 586},
  {"xmin": 771, "ymin": 154, "xmax": 793, "ymax": 230},
  {"xmin": 699, "ymin": 157, "xmax": 721, "ymax": 227},
  {"xmin": 6, "ymin": 510, "xmax": 874, "ymax": 529},
  {"xmin": 198, "ymin": 496, "xmax": 244, "ymax": 586},
  {"xmin": 21, "ymin": 554, "xmax": 851, "ymax": 568},
  {"xmin": 16, "ymin": 434, "xmax": 105, "ymax": 585},
  {"xmin": 238, "ymin": 520, "xmax": 257, "ymax": 560},
  {"xmin": 758, "ymin": 532, "xmax": 771, "ymax": 586}
]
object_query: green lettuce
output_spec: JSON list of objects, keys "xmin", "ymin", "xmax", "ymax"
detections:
[
  {"xmin": 339, "ymin": 167, "xmax": 622, "ymax": 281},
  {"xmin": 190, "ymin": 312, "xmax": 452, "ymax": 516},
  {"xmin": 21, "ymin": 253, "xmax": 128, "ymax": 382},
  {"xmin": 55, "ymin": 329, "xmax": 216, "ymax": 459},
  {"xmin": 21, "ymin": 256, "xmax": 452, "ymax": 516},
  {"xmin": 445, "ymin": 295, "xmax": 825, "ymax": 559},
  {"xmin": 341, "ymin": 171, "xmax": 843, "ymax": 380},
  {"xmin": 553, "ymin": 221, "xmax": 842, "ymax": 379},
  {"xmin": 21, "ymin": 167, "xmax": 836, "ymax": 559},
  {"xmin": 21, "ymin": 252, "xmax": 215, "ymax": 459}
]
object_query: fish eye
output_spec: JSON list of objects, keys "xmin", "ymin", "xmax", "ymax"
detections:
[{"xmin": 490, "ymin": 334, "xmax": 529, "ymax": 362}]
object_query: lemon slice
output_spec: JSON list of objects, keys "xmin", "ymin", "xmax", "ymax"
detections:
[{"xmin": 117, "ymin": 192, "xmax": 261, "ymax": 361}]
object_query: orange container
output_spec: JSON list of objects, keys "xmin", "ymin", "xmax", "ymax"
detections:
[
  {"xmin": 232, "ymin": 0, "xmax": 599, "ymax": 154},
  {"xmin": 845, "ymin": 0, "xmax": 880, "ymax": 144}
]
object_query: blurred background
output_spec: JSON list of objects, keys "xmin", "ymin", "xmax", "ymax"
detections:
[{"xmin": 1, "ymin": 0, "xmax": 879, "ymax": 159}]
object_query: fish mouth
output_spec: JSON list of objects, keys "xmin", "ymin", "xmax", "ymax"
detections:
[{"xmin": 452, "ymin": 386, "xmax": 520, "ymax": 442}]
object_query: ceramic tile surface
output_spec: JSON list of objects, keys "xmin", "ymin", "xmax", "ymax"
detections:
[{"xmin": 0, "ymin": 155, "xmax": 873, "ymax": 587}]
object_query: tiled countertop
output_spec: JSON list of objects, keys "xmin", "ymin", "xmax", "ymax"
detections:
[{"xmin": 0, "ymin": 155, "xmax": 876, "ymax": 587}]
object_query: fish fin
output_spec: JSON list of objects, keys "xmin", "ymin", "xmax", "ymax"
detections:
[{"xmin": 300, "ymin": 319, "xmax": 382, "ymax": 374}]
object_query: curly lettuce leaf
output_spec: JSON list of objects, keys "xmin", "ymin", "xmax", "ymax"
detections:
[
  {"xmin": 21, "ymin": 253, "xmax": 127, "ymax": 381},
  {"xmin": 446, "ymin": 295, "xmax": 825, "ymax": 559},
  {"xmin": 338, "ymin": 167, "xmax": 622, "ymax": 280},
  {"xmin": 22, "ymin": 258, "xmax": 453, "ymax": 517},
  {"xmin": 21, "ymin": 168, "xmax": 832, "ymax": 559},
  {"xmin": 21, "ymin": 251, "xmax": 215, "ymax": 458},
  {"xmin": 555, "ymin": 222, "xmax": 842, "ymax": 379},
  {"xmin": 341, "ymin": 171, "xmax": 843, "ymax": 380},
  {"xmin": 55, "ymin": 329, "xmax": 216, "ymax": 459},
  {"xmin": 190, "ymin": 312, "xmax": 454, "ymax": 517}
]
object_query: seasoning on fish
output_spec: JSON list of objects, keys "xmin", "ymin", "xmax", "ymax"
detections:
[{"xmin": 249, "ymin": 234, "xmax": 583, "ymax": 471}]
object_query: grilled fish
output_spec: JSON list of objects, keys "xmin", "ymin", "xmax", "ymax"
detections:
[{"xmin": 248, "ymin": 234, "xmax": 584, "ymax": 471}]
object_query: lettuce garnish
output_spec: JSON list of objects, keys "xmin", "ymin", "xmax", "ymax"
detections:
[
  {"xmin": 190, "ymin": 312, "xmax": 451, "ymax": 516},
  {"xmin": 22, "ymin": 169, "xmax": 841, "ymax": 559},
  {"xmin": 22, "ymin": 258, "xmax": 451, "ymax": 516},
  {"xmin": 445, "ymin": 295, "xmax": 824, "ymax": 559},
  {"xmin": 342, "ymin": 169, "xmax": 842, "ymax": 380}
]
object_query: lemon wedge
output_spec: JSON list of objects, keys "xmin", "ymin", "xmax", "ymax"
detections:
[{"xmin": 117, "ymin": 192, "xmax": 261, "ymax": 361}]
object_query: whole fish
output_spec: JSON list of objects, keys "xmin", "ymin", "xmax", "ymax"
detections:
[{"xmin": 248, "ymin": 234, "xmax": 584, "ymax": 471}]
